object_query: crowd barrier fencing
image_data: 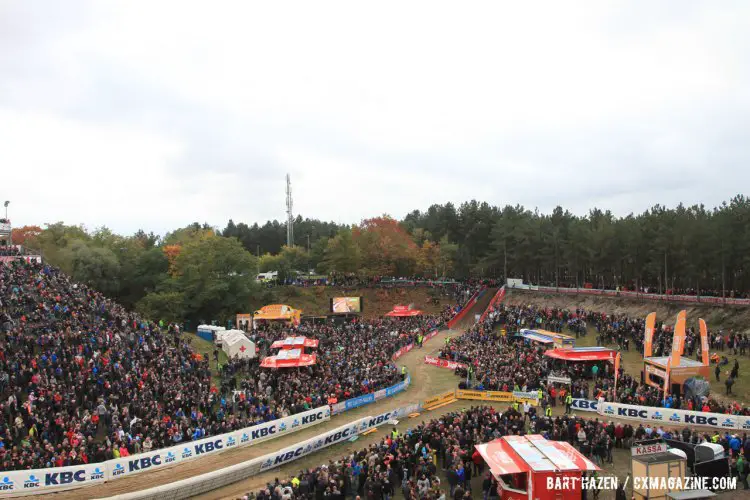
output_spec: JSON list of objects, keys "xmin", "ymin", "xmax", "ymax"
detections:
[
  {"xmin": 423, "ymin": 391, "xmax": 456, "ymax": 408},
  {"xmin": 512, "ymin": 285, "xmax": 750, "ymax": 307},
  {"xmin": 2, "ymin": 406, "xmax": 331, "ymax": 497},
  {"xmin": 597, "ymin": 402, "xmax": 750, "ymax": 431},
  {"xmin": 423, "ymin": 355, "xmax": 467, "ymax": 370},
  {"xmin": 97, "ymin": 402, "xmax": 424, "ymax": 500},
  {"xmin": 454, "ymin": 389, "xmax": 540, "ymax": 406},
  {"xmin": 479, "ymin": 285, "xmax": 506, "ymax": 322},
  {"xmin": 571, "ymin": 398, "xmax": 600, "ymax": 412}
]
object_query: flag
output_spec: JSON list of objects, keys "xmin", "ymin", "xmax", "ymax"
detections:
[
  {"xmin": 643, "ymin": 312, "xmax": 656, "ymax": 357},
  {"xmin": 699, "ymin": 318, "xmax": 709, "ymax": 366},
  {"xmin": 670, "ymin": 310, "xmax": 687, "ymax": 367},
  {"xmin": 664, "ymin": 356, "xmax": 671, "ymax": 396},
  {"xmin": 614, "ymin": 352, "xmax": 621, "ymax": 394}
]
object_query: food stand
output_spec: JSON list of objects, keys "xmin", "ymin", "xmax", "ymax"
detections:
[{"xmin": 475, "ymin": 434, "xmax": 599, "ymax": 500}]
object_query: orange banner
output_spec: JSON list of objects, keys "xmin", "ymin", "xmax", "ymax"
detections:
[
  {"xmin": 699, "ymin": 318, "xmax": 709, "ymax": 366},
  {"xmin": 664, "ymin": 355, "xmax": 672, "ymax": 395},
  {"xmin": 670, "ymin": 310, "xmax": 687, "ymax": 367},
  {"xmin": 643, "ymin": 312, "xmax": 656, "ymax": 357}
]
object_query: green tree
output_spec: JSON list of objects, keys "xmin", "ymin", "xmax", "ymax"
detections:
[
  {"xmin": 321, "ymin": 228, "xmax": 361, "ymax": 274},
  {"xmin": 173, "ymin": 235, "xmax": 260, "ymax": 324}
]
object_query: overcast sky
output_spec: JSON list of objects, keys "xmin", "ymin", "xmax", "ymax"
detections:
[{"xmin": 1, "ymin": 1, "xmax": 749, "ymax": 235}]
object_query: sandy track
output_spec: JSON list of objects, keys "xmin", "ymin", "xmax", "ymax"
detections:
[{"xmin": 44, "ymin": 329, "xmax": 462, "ymax": 499}]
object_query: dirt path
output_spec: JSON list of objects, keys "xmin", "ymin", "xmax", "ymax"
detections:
[{"xmin": 46, "ymin": 329, "xmax": 463, "ymax": 500}]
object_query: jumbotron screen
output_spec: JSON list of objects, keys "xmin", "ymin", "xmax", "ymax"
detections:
[{"xmin": 330, "ymin": 296, "xmax": 362, "ymax": 313}]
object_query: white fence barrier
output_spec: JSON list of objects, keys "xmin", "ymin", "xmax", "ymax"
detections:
[
  {"xmin": 98, "ymin": 402, "xmax": 423, "ymax": 500},
  {"xmin": 2, "ymin": 406, "xmax": 330, "ymax": 497},
  {"xmin": 597, "ymin": 402, "xmax": 750, "ymax": 430}
]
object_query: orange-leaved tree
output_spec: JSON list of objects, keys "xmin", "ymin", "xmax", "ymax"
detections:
[
  {"xmin": 163, "ymin": 244, "xmax": 182, "ymax": 276},
  {"xmin": 11, "ymin": 225, "xmax": 43, "ymax": 246},
  {"xmin": 354, "ymin": 216, "xmax": 419, "ymax": 277}
]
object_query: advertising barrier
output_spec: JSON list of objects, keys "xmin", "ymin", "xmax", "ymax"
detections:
[
  {"xmin": 571, "ymin": 399, "xmax": 599, "ymax": 412},
  {"xmin": 2, "ymin": 463, "xmax": 106, "ymax": 495},
  {"xmin": 110, "ymin": 405, "xmax": 329, "ymax": 480},
  {"xmin": 547, "ymin": 375, "xmax": 572, "ymax": 385},
  {"xmin": 423, "ymin": 391, "xmax": 456, "ymax": 408},
  {"xmin": 598, "ymin": 402, "xmax": 750, "ymax": 431},
  {"xmin": 455, "ymin": 389, "xmax": 540, "ymax": 406},
  {"xmin": 258, "ymin": 420, "xmax": 365, "ymax": 472},
  {"xmin": 455, "ymin": 389, "xmax": 513, "ymax": 403},
  {"xmin": 1, "ymin": 406, "xmax": 330, "ymax": 497},
  {"xmin": 424, "ymin": 356, "xmax": 467, "ymax": 370},
  {"xmin": 361, "ymin": 403, "xmax": 423, "ymax": 431},
  {"xmin": 330, "ymin": 375, "xmax": 411, "ymax": 415}
]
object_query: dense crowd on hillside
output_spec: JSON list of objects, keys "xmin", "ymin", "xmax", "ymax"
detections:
[
  {"xmin": 218, "ymin": 282, "xmax": 487, "ymax": 417},
  {"xmin": 220, "ymin": 315, "xmax": 445, "ymax": 415},
  {"xmin": 439, "ymin": 302, "xmax": 750, "ymax": 417},
  {"xmin": 0, "ymin": 260, "xmax": 484, "ymax": 472}
]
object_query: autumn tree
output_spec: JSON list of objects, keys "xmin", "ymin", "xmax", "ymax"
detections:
[
  {"xmin": 354, "ymin": 216, "xmax": 418, "ymax": 276},
  {"xmin": 11, "ymin": 225, "xmax": 43, "ymax": 246}
]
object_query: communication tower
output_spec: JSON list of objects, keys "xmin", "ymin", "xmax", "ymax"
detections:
[{"xmin": 286, "ymin": 174, "xmax": 294, "ymax": 247}]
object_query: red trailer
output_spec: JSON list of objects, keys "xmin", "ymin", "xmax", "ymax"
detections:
[{"xmin": 475, "ymin": 434, "xmax": 600, "ymax": 500}]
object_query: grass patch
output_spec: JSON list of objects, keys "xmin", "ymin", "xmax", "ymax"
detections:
[{"xmin": 181, "ymin": 331, "xmax": 228, "ymax": 386}]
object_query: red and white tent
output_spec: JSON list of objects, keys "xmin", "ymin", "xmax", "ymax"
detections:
[
  {"xmin": 270, "ymin": 336, "xmax": 320, "ymax": 350},
  {"xmin": 260, "ymin": 348, "xmax": 317, "ymax": 368},
  {"xmin": 544, "ymin": 346, "xmax": 617, "ymax": 362}
]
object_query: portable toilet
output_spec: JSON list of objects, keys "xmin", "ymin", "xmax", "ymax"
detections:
[{"xmin": 197, "ymin": 324, "xmax": 225, "ymax": 342}]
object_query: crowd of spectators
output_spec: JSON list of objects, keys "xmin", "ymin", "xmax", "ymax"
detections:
[
  {"xmin": 438, "ymin": 302, "xmax": 750, "ymax": 417},
  {"xmin": 248, "ymin": 397, "xmax": 750, "ymax": 500},
  {"xmin": 248, "ymin": 405, "xmax": 646, "ymax": 500},
  {"xmin": 220, "ymin": 315, "xmax": 446, "ymax": 416},
  {"xmin": 0, "ymin": 259, "xmax": 482, "ymax": 472},
  {"xmin": 0, "ymin": 245, "xmax": 22, "ymax": 257}
]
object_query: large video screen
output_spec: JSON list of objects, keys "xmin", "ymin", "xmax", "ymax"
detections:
[{"xmin": 331, "ymin": 296, "xmax": 362, "ymax": 314}]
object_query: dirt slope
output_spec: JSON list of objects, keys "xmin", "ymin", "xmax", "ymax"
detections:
[
  {"xmin": 505, "ymin": 290, "xmax": 750, "ymax": 333},
  {"xmin": 453, "ymin": 287, "xmax": 497, "ymax": 329}
]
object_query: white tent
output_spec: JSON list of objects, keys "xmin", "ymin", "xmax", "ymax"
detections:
[{"xmin": 221, "ymin": 331, "xmax": 256, "ymax": 359}]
